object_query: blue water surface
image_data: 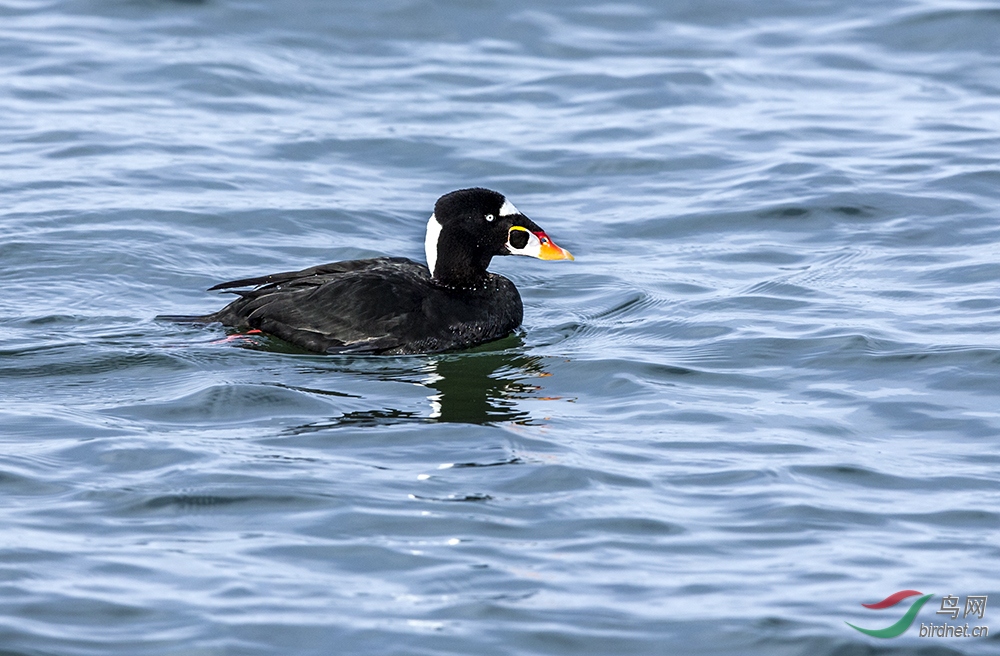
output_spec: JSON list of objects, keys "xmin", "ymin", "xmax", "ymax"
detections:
[{"xmin": 2, "ymin": 0, "xmax": 1000, "ymax": 654}]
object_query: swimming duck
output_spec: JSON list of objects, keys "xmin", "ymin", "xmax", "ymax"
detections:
[{"xmin": 162, "ymin": 188, "xmax": 573, "ymax": 354}]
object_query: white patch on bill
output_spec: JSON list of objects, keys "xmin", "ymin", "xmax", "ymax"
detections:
[
  {"xmin": 499, "ymin": 198, "xmax": 520, "ymax": 217},
  {"xmin": 424, "ymin": 213, "xmax": 443, "ymax": 277},
  {"xmin": 506, "ymin": 229, "xmax": 542, "ymax": 258}
]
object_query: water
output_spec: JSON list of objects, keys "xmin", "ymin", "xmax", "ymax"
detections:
[{"xmin": 2, "ymin": 0, "xmax": 1000, "ymax": 654}]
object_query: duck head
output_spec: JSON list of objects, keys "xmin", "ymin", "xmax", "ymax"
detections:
[{"xmin": 425, "ymin": 188, "xmax": 573, "ymax": 288}]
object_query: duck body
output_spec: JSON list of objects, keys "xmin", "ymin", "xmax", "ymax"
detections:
[
  {"xmin": 162, "ymin": 188, "xmax": 572, "ymax": 355},
  {"xmin": 202, "ymin": 257, "xmax": 522, "ymax": 354}
]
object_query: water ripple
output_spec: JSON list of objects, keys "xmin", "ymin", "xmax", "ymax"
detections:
[{"xmin": 3, "ymin": 0, "xmax": 1000, "ymax": 654}]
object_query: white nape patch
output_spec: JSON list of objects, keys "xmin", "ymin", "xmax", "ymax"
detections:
[
  {"xmin": 499, "ymin": 198, "xmax": 520, "ymax": 217},
  {"xmin": 424, "ymin": 213, "xmax": 443, "ymax": 277}
]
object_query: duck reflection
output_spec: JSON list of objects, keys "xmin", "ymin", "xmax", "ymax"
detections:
[
  {"xmin": 284, "ymin": 337, "xmax": 550, "ymax": 432},
  {"xmin": 421, "ymin": 348, "xmax": 546, "ymax": 424}
]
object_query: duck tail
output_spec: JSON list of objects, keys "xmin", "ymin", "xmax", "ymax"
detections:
[{"xmin": 155, "ymin": 314, "xmax": 215, "ymax": 324}]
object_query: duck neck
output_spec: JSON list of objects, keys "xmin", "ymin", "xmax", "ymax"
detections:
[
  {"xmin": 425, "ymin": 214, "xmax": 492, "ymax": 289},
  {"xmin": 432, "ymin": 247, "xmax": 492, "ymax": 289}
]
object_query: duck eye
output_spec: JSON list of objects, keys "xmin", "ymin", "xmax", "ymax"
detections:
[
  {"xmin": 485, "ymin": 214, "xmax": 495, "ymax": 222},
  {"xmin": 508, "ymin": 228, "xmax": 529, "ymax": 250}
]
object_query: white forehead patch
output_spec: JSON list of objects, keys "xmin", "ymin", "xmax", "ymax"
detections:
[
  {"xmin": 499, "ymin": 198, "xmax": 520, "ymax": 217},
  {"xmin": 424, "ymin": 213, "xmax": 443, "ymax": 277}
]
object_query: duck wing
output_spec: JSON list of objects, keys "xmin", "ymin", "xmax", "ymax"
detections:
[
  {"xmin": 207, "ymin": 256, "xmax": 415, "ymax": 291},
  {"xmin": 207, "ymin": 257, "xmax": 439, "ymax": 354}
]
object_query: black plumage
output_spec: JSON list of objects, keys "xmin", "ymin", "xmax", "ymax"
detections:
[{"xmin": 161, "ymin": 188, "xmax": 573, "ymax": 354}]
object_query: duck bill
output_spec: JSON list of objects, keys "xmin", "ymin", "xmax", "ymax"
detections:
[{"xmin": 534, "ymin": 231, "xmax": 575, "ymax": 261}]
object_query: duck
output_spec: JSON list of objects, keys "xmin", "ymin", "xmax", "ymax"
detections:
[{"xmin": 161, "ymin": 188, "xmax": 574, "ymax": 354}]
